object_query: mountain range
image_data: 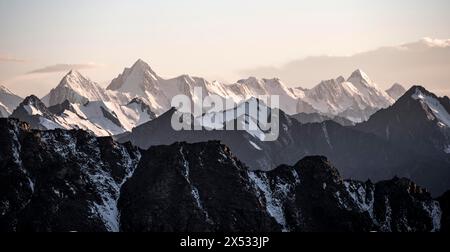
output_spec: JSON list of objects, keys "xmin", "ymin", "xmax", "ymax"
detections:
[
  {"xmin": 0, "ymin": 119, "xmax": 446, "ymax": 232},
  {"xmin": 1, "ymin": 58, "xmax": 449, "ymax": 232},
  {"xmin": 2, "ymin": 59, "xmax": 405, "ymax": 125}
]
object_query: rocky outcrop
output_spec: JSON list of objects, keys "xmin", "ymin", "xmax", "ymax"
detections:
[{"xmin": 0, "ymin": 119, "xmax": 140, "ymax": 232}]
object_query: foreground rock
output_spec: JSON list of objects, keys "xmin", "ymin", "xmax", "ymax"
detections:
[{"xmin": 0, "ymin": 119, "xmax": 446, "ymax": 232}]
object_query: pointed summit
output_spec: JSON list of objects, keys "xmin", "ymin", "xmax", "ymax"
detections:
[
  {"xmin": 386, "ymin": 83, "xmax": 406, "ymax": 100},
  {"xmin": 60, "ymin": 69, "xmax": 89, "ymax": 85},
  {"xmin": 348, "ymin": 69, "xmax": 373, "ymax": 85},
  {"xmin": 42, "ymin": 70, "xmax": 110, "ymax": 107},
  {"xmin": 107, "ymin": 59, "xmax": 162, "ymax": 95},
  {"xmin": 131, "ymin": 59, "xmax": 152, "ymax": 71}
]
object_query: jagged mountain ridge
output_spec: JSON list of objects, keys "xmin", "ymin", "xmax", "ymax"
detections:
[
  {"xmin": 357, "ymin": 86, "xmax": 450, "ymax": 155},
  {"xmin": 106, "ymin": 59, "xmax": 400, "ymax": 122},
  {"xmin": 0, "ymin": 118, "xmax": 141, "ymax": 231},
  {"xmin": 42, "ymin": 70, "xmax": 130, "ymax": 107},
  {"xmin": 302, "ymin": 70, "xmax": 396, "ymax": 122},
  {"xmin": 10, "ymin": 94, "xmax": 156, "ymax": 136},
  {"xmin": 4, "ymin": 59, "xmax": 406, "ymax": 128},
  {"xmin": 0, "ymin": 119, "xmax": 446, "ymax": 232},
  {"xmin": 355, "ymin": 86, "xmax": 450, "ymax": 194}
]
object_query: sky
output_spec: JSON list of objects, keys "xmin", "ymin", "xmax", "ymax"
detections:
[{"xmin": 1, "ymin": 0, "xmax": 450, "ymax": 97}]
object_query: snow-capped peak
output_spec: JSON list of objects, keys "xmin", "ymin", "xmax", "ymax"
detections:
[
  {"xmin": 131, "ymin": 59, "xmax": 159, "ymax": 76},
  {"xmin": 347, "ymin": 69, "xmax": 374, "ymax": 87},
  {"xmin": 60, "ymin": 70, "xmax": 93, "ymax": 88},
  {"xmin": 106, "ymin": 59, "xmax": 164, "ymax": 106},
  {"xmin": 18, "ymin": 95, "xmax": 51, "ymax": 117},
  {"xmin": 43, "ymin": 70, "xmax": 105, "ymax": 107},
  {"xmin": 386, "ymin": 83, "xmax": 406, "ymax": 100}
]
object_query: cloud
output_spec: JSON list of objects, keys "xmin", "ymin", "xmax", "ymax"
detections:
[
  {"xmin": 240, "ymin": 38, "xmax": 450, "ymax": 96},
  {"xmin": 28, "ymin": 63, "xmax": 104, "ymax": 74},
  {"xmin": 0, "ymin": 55, "xmax": 27, "ymax": 63}
]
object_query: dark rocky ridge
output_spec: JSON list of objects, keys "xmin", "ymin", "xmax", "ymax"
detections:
[
  {"xmin": 0, "ymin": 118, "xmax": 447, "ymax": 232},
  {"xmin": 0, "ymin": 118, "xmax": 140, "ymax": 231},
  {"xmin": 10, "ymin": 95, "xmax": 58, "ymax": 130},
  {"xmin": 356, "ymin": 86, "xmax": 450, "ymax": 196},
  {"xmin": 119, "ymin": 141, "xmax": 443, "ymax": 232},
  {"xmin": 291, "ymin": 112, "xmax": 355, "ymax": 126}
]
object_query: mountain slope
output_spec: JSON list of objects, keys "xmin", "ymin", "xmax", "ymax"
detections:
[
  {"xmin": 355, "ymin": 86, "xmax": 450, "ymax": 195},
  {"xmin": 119, "ymin": 141, "xmax": 443, "ymax": 232},
  {"xmin": 42, "ymin": 70, "xmax": 130, "ymax": 107},
  {"xmin": 10, "ymin": 95, "xmax": 63, "ymax": 130},
  {"xmin": 304, "ymin": 70, "xmax": 394, "ymax": 122},
  {"xmin": 356, "ymin": 86, "xmax": 450, "ymax": 156},
  {"xmin": 120, "ymin": 96, "xmax": 450, "ymax": 196},
  {"xmin": 107, "ymin": 59, "xmax": 169, "ymax": 114},
  {"xmin": 0, "ymin": 85, "xmax": 23, "ymax": 117},
  {"xmin": 0, "ymin": 119, "xmax": 141, "ymax": 231},
  {"xmin": 0, "ymin": 122, "xmax": 442, "ymax": 232},
  {"xmin": 11, "ymin": 95, "xmax": 156, "ymax": 136},
  {"xmin": 386, "ymin": 83, "xmax": 406, "ymax": 100}
]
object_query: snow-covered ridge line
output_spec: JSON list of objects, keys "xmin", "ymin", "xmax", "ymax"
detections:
[
  {"xmin": 4, "ymin": 59, "xmax": 407, "ymax": 128},
  {"xmin": 103, "ymin": 59, "xmax": 402, "ymax": 122},
  {"xmin": 412, "ymin": 88, "xmax": 450, "ymax": 128}
]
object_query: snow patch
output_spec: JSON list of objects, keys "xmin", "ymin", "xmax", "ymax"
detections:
[
  {"xmin": 24, "ymin": 105, "xmax": 43, "ymax": 116},
  {"xmin": 421, "ymin": 201, "xmax": 442, "ymax": 232},
  {"xmin": 179, "ymin": 147, "xmax": 212, "ymax": 224},
  {"xmin": 412, "ymin": 89, "xmax": 450, "ymax": 127},
  {"xmin": 322, "ymin": 123, "xmax": 333, "ymax": 149},
  {"xmin": 344, "ymin": 182, "xmax": 375, "ymax": 218},
  {"xmin": 247, "ymin": 171, "xmax": 288, "ymax": 231},
  {"xmin": 249, "ymin": 140, "xmax": 262, "ymax": 151}
]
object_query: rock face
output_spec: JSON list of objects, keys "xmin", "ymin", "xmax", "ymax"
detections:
[
  {"xmin": 0, "ymin": 119, "xmax": 140, "ymax": 232},
  {"xmin": 118, "ymin": 142, "xmax": 279, "ymax": 232},
  {"xmin": 119, "ymin": 141, "xmax": 443, "ymax": 232},
  {"xmin": 0, "ymin": 119, "xmax": 445, "ymax": 232}
]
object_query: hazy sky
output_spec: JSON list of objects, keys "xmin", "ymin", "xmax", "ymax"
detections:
[{"xmin": 1, "ymin": 0, "xmax": 450, "ymax": 97}]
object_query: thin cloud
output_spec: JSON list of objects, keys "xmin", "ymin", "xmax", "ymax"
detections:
[
  {"xmin": 0, "ymin": 55, "xmax": 27, "ymax": 63},
  {"xmin": 28, "ymin": 63, "xmax": 104, "ymax": 74}
]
